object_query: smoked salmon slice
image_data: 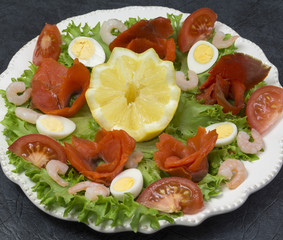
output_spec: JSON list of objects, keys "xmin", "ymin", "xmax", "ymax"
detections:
[
  {"xmin": 31, "ymin": 58, "xmax": 90, "ymax": 117},
  {"xmin": 197, "ymin": 53, "xmax": 271, "ymax": 114},
  {"xmin": 154, "ymin": 127, "xmax": 217, "ymax": 182},
  {"xmin": 109, "ymin": 17, "xmax": 176, "ymax": 61},
  {"xmin": 64, "ymin": 129, "xmax": 136, "ymax": 186}
]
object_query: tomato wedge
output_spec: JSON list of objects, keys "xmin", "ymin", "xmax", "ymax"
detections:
[
  {"xmin": 137, "ymin": 177, "xmax": 204, "ymax": 214},
  {"xmin": 8, "ymin": 134, "xmax": 67, "ymax": 168},
  {"xmin": 33, "ymin": 24, "xmax": 62, "ymax": 66},
  {"xmin": 31, "ymin": 58, "xmax": 90, "ymax": 117},
  {"xmin": 178, "ymin": 8, "xmax": 217, "ymax": 53},
  {"xmin": 63, "ymin": 129, "xmax": 136, "ymax": 186},
  {"xmin": 154, "ymin": 127, "xmax": 217, "ymax": 182},
  {"xmin": 246, "ymin": 85, "xmax": 283, "ymax": 134},
  {"xmin": 109, "ymin": 17, "xmax": 176, "ymax": 61}
]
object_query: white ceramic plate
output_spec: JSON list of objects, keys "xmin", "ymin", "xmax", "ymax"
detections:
[{"xmin": 0, "ymin": 6, "xmax": 282, "ymax": 234}]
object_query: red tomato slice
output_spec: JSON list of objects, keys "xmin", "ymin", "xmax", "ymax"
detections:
[
  {"xmin": 63, "ymin": 129, "xmax": 136, "ymax": 186},
  {"xmin": 8, "ymin": 134, "xmax": 67, "ymax": 168},
  {"xmin": 178, "ymin": 8, "xmax": 217, "ymax": 53},
  {"xmin": 137, "ymin": 177, "xmax": 204, "ymax": 214},
  {"xmin": 31, "ymin": 58, "xmax": 90, "ymax": 117},
  {"xmin": 33, "ymin": 24, "xmax": 62, "ymax": 66},
  {"xmin": 246, "ymin": 85, "xmax": 283, "ymax": 134}
]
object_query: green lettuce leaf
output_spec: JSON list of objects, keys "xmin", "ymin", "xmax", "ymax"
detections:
[
  {"xmin": 9, "ymin": 152, "xmax": 85, "ymax": 209},
  {"xmin": 63, "ymin": 104, "xmax": 100, "ymax": 143},
  {"xmin": 165, "ymin": 93, "xmax": 249, "ymax": 140},
  {"xmin": 137, "ymin": 159, "xmax": 169, "ymax": 188},
  {"xmin": 198, "ymin": 173, "xmax": 226, "ymax": 201},
  {"xmin": 0, "ymin": 64, "xmax": 38, "ymax": 144},
  {"xmin": 135, "ymin": 139, "xmax": 158, "ymax": 159},
  {"xmin": 167, "ymin": 13, "xmax": 182, "ymax": 42},
  {"xmin": 208, "ymin": 141, "xmax": 259, "ymax": 175},
  {"xmin": 11, "ymin": 63, "xmax": 37, "ymax": 87},
  {"xmin": 64, "ymin": 193, "xmax": 177, "ymax": 233}
]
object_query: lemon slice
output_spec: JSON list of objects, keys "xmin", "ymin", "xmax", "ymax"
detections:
[{"xmin": 85, "ymin": 47, "xmax": 180, "ymax": 142}]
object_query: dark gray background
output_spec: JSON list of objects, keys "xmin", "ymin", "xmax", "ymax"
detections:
[{"xmin": 0, "ymin": 0, "xmax": 282, "ymax": 239}]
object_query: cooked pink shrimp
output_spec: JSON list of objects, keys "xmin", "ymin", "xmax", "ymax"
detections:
[
  {"xmin": 15, "ymin": 107, "xmax": 43, "ymax": 124},
  {"xmin": 218, "ymin": 158, "xmax": 247, "ymax": 189},
  {"xmin": 125, "ymin": 151, "xmax": 144, "ymax": 168},
  {"xmin": 212, "ymin": 31, "xmax": 239, "ymax": 49},
  {"xmin": 175, "ymin": 70, "xmax": 199, "ymax": 91},
  {"xmin": 100, "ymin": 19, "xmax": 127, "ymax": 45},
  {"xmin": 68, "ymin": 181, "xmax": 110, "ymax": 201},
  {"xmin": 46, "ymin": 160, "xmax": 69, "ymax": 187},
  {"xmin": 237, "ymin": 128, "xmax": 264, "ymax": 154},
  {"xmin": 6, "ymin": 82, "xmax": 32, "ymax": 105}
]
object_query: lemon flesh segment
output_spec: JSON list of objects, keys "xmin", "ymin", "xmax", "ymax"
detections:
[{"xmin": 86, "ymin": 47, "xmax": 181, "ymax": 142}]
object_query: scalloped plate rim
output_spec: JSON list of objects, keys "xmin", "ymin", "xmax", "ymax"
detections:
[{"xmin": 0, "ymin": 5, "xmax": 282, "ymax": 234}]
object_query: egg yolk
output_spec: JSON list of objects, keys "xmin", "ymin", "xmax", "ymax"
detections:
[
  {"xmin": 113, "ymin": 177, "xmax": 134, "ymax": 192},
  {"xmin": 215, "ymin": 124, "xmax": 234, "ymax": 139},
  {"xmin": 71, "ymin": 38, "xmax": 95, "ymax": 60},
  {"xmin": 193, "ymin": 44, "xmax": 214, "ymax": 64},
  {"xmin": 40, "ymin": 117, "xmax": 64, "ymax": 132}
]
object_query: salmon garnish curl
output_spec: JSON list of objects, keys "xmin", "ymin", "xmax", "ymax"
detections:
[
  {"xmin": 64, "ymin": 129, "xmax": 136, "ymax": 186},
  {"xmin": 154, "ymin": 127, "xmax": 218, "ymax": 182}
]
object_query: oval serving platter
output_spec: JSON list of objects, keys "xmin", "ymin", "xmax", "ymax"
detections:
[{"xmin": 0, "ymin": 6, "xmax": 283, "ymax": 234}]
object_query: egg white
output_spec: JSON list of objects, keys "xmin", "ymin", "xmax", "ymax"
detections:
[
  {"xmin": 68, "ymin": 36, "xmax": 106, "ymax": 68},
  {"xmin": 206, "ymin": 122, "xmax": 237, "ymax": 147},
  {"xmin": 36, "ymin": 115, "xmax": 76, "ymax": 140},
  {"xmin": 110, "ymin": 168, "xmax": 143, "ymax": 201},
  {"xmin": 187, "ymin": 40, "xmax": 219, "ymax": 74}
]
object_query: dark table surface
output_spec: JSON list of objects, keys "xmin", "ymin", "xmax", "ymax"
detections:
[{"xmin": 0, "ymin": 0, "xmax": 282, "ymax": 239}]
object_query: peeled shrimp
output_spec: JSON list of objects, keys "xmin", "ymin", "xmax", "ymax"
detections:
[
  {"xmin": 100, "ymin": 19, "xmax": 127, "ymax": 45},
  {"xmin": 6, "ymin": 82, "xmax": 32, "ymax": 105},
  {"xmin": 15, "ymin": 107, "xmax": 43, "ymax": 124},
  {"xmin": 237, "ymin": 128, "xmax": 264, "ymax": 154},
  {"xmin": 212, "ymin": 31, "xmax": 239, "ymax": 49},
  {"xmin": 176, "ymin": 70, "xmax": 199, "ymax": 91},
  {"xmin": 218, "ymin": 158, "xmax": 247, "ymax": 189},
  {"xmin": 125, "ymin": 151, "xmax": 144, "ymax": 168},
  {"xmin": 46, "ymin": 160, "xmax": 69, "ymax": 187},
  {"xmin": 68, "ymin": 181, "xmax": 110, "ymax": 201}
]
